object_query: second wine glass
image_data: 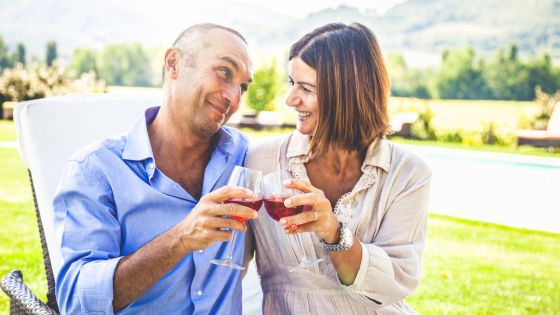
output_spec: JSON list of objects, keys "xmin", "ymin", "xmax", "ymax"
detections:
[{"xmin": 263, "ymin": 169, "xmax": 324, "ymax": 272}]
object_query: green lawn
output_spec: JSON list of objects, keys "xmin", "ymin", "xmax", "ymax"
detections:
[
  {"xmin": 408, "ymin": 215, "xmax": 560, "ymax": 314},
  {"xmin": 0, "ymin": 120, "xmax": 17, "ymax": 142},
  {"xmin": 241, "ymin": 128, "xmax": 560, "ymax": 159},
  {"xmin": 1, "ymin": 121, "xmax": 559, "ymax": 314}
]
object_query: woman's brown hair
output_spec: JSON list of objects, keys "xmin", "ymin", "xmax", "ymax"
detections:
[{"xmin": 289, "ymin": 23, "xmax": 391, "ymax": 156}]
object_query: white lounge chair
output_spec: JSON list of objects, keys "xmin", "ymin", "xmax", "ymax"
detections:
[
  {"xmin": 517, "ymin": 103, "xmax": 560, "ymax": 148},
  {"xmin": 1, "ymin": 94, "xmax": 262, "ymax": 314}
]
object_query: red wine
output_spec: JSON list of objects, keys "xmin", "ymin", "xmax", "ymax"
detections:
[
  {"xmin": 224, "ymin": 197, "xmax": 263, "ymax": 222},
  {"xmin": 263, "ymin": 196, "xmax": 303, "ymax": 222}
]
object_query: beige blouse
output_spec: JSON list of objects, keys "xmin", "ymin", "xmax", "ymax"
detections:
[{"xmin": 244, "ymin": 131, "xmax": 431, "ymax": 314}]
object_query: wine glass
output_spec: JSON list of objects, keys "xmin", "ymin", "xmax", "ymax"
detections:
[
  {"xmin": 210, "ymin": 166, "xmax": 263, "ymax": 270},
  {"xmin": 263, "ymin": 169, "xmax": 324, "ymax": 272}
]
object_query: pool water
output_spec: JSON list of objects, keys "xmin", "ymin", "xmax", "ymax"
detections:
[{"xmin": 405, "ymin": 144, "xmax": 560, "ymax": 234}]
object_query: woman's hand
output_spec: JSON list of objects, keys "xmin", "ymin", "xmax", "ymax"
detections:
[{"xmin": 279, "ymin": 179, "xmax": 341, "ymax": 243}]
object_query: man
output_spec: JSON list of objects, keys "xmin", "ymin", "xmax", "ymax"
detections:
[{"xmin": 53, "ymin": 23, "xmax": 256, "ymax": 314}]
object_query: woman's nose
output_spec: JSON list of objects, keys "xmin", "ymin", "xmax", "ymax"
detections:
[{"xmin": 285, "ymin": 88, "xmax": 299, "ymax": 107}]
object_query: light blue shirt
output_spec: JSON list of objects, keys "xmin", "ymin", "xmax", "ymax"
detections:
[{"xmin": 53, "ymin": 107, "xmax": 249, "ymax": 314}]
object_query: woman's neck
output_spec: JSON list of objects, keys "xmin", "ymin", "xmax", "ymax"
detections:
[{"xmin": 313, "ymin": 147, "xmax": 364, "ymax": 176}]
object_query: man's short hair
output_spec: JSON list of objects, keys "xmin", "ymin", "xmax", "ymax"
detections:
[{"xmin": 162, "ymin": 23, "xmax": 246, "ymax": 81}]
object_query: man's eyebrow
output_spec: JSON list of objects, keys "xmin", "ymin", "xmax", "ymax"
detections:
[{"xmin": 219, "ymin": 56, "xmax": 239, "ymax": 71}]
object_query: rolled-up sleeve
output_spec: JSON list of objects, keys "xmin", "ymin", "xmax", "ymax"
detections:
[
  {"xmin": 342, "ymin": 170, "xmax": 431, "ymax": 308},
  {"xmin": 53, "ymin": 157, "xmax": 122, "ymax": 314}
]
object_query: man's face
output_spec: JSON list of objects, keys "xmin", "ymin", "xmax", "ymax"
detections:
[{"xmin": 170, "ymin": 29, "xmax": 253, "ymax": 139}]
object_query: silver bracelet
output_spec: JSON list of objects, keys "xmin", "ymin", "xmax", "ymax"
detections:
[{"xmin": 319, "ymin": 222, "xmax": 353, "ymax": 251}]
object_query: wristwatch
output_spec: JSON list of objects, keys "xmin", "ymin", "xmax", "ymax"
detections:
[{"xmin": 320, "ymin": 222, "xmax": 354, "ymax": 251}]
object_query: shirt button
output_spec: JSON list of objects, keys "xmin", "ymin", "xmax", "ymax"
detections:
[{"xmin": 197, "ymin": 290, "xmax": 203, "ymax": 296}]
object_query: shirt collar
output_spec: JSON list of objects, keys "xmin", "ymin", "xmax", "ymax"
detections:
[
  {"xmin": 212, "ymin": 126, "xmax": 238, "ymax": 158},
  {"xmin": 122, "ymin": 106, "xmax": 238, "ymax": 162},
  {"xmin": 286, "ymin": 131, "xmax": 391, "ymax": 174},
  {"xmin": 122, "ymin": 106, "xmax": 159, "ymax": 162}
]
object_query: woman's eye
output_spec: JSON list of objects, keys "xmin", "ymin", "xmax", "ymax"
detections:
[{"xmin": 288, "ymin": 79, "xmax": 294, "ymax": 86}]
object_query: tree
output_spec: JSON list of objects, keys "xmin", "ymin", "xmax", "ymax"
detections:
[
  {"xmin": 68, "ymin": 48, "xmax": 97, "ymax": 78},
  {"xmin": 0, "ymin": 36, "xmax": 14, "ymax": 71},
  {"xmin": 434, "ymin": 48, "xmax": 492, "ymax": 99},
  {"xmin": 13, "ymin": 43, "xmax": 26, "ymax": 65},
  {"xmin": 46, "ymin": 40, "xmax": 58, "ymax": 67},
  {"xmin": 484, "ymin": 44, "xmax": 532, "ymax": 100},
  {"xmin": 97, "ymin": 43, "xmax": 154, "ymax": 86},
  {"xmin": 245, "ymin": 60, "xmax": 282, "ymax": 113},
  {"xmin": 386, "ymin": 53, "xmax": 431, "ymax": 99},
  {"xmin": 526, "ymin": 53, "xmax": 559, "ymax": 97}
]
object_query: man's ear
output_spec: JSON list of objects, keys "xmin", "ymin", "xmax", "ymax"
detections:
[{"xmin": 164, "ymin": 48, "xmax": 180, "ymax": 79}]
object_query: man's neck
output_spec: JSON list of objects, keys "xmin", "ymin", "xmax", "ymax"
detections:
[{"xmin": 148, "ymin": 108, "xmax": 214, "ymax": 168}]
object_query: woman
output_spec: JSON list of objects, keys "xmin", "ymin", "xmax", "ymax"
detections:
[{"xmin": 244, "ymin": 23, "xmax": 431, "ymax": 314}]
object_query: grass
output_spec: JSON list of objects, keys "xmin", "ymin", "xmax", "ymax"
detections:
[
  {"xmin": 388, "ymin": 97, "xmax": 539, "ymax": 132},
  {"xmin": 1, "ymin": 120, "xmax": 559, "ymax": 314},
  {"xmin": 408, "ymin": 215, "xmax": 560, "ymax": 314},
  {"xmin": 0, "ymin": 147, "xmax": 47, "ymax": 312},
  {"xmin": 241, "ymin": 128, "xmax": 560, "ymax": 159},
  {"xmin": 390, "ymin": 137, "xmax": 560, "ymax": 159},
  {"xmin": 0, "ymin": 120, "xmax": 16, "ymax": 142}
]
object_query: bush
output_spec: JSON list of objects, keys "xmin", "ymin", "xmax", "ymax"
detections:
[
  {"xmin": 245, "ymin": 60, "xmax": 282, "ymax": 113},
  {"xmin": 529, "ymin": 86, "xmax": 560, "ymax": 130},
  {"xmin": 411, "ymin": 104, "xmax": 437, "ymax": 140},
  {"xmin": 0, "ymin": 63, "xmax": 106, "ymax": 104},
  {"xmin": 437, "ymin": 129, "xmax": 464, "ymax": 143},
  {"xmin": 0, "ymin": 64, "xmax": 49, "ymax": 102}
]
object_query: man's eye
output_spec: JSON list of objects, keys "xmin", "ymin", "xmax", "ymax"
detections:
[
  {"xmin": 241, "ymin": 84, "xmax": 248, "ymax": 94},
  {"xmin": 219, "ymin": 68, "xmax": 232, "ymax": 80}
]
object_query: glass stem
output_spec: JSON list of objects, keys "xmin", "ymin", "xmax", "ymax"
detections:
[
  {"xmin": 294, "ymin": 233, "xmax": 308, "ymax": 262},
  {"xmin": 225, "ymin": 230, "xmax": 238, "ymax": 261}
]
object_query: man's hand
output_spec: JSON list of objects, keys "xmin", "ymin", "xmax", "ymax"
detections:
[{"xmin": 172, "ymin": 185, "xmax": 259, "ymax": 253}]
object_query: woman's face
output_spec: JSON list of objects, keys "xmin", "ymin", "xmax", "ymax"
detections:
[{"xmin": 286, "ymin": 57, "xmax": 319, "ymax": 136}]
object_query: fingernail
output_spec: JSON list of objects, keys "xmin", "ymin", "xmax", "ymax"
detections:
[
  {"xmin": 279, "ymin": 218, "xmax": 286, "ymax": 225},
  {"xmin": 283, "ymin": 179, "xmax": 291, "ymax": 185},
  {"xmin": 284, "ymin": 199, "xmax": 292, "ymax": 206}
]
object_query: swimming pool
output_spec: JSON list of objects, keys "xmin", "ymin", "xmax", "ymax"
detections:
[{"xmin": 404, "ymin": 144, "xmax": 560, "ymax": 234}]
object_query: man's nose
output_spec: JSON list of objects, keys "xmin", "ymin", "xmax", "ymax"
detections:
[{"xmin": 222, "ymin": 85, "xmax": 240, "ymax": 105}]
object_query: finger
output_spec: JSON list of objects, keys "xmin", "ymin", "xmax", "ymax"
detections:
[
  {"xmin": 283, "ymin": 222, "xmax": 315, "ymax": 234},
  {"xmin": 283, "ymin": 179, "xmax": 318, "ymax": 194},
  {"xmin": 284, "ymin": 192, "xmax": 320, "ymax": 209},
  {"xmin": 212, "ymin": 229, "xmax": 234, "ymax": 242},
  {"xmin": 209, "ymin": 216, "xmax": 248, "ymax": 232},
  {"xmin": 205, "ymin": 185, "xmax": 254, "ymax": 203},
  {"xmin": 211, "ymin": 202, "xmax": 259, "ymax": 221},
  {"xmin": 278, "ymin": 210, "xmax": 317, "ymax": 227}
]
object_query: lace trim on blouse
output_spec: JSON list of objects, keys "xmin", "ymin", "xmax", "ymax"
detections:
[{"xmin": 288, "ymin": 157, "xmax": 377, "ymax": 224}]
